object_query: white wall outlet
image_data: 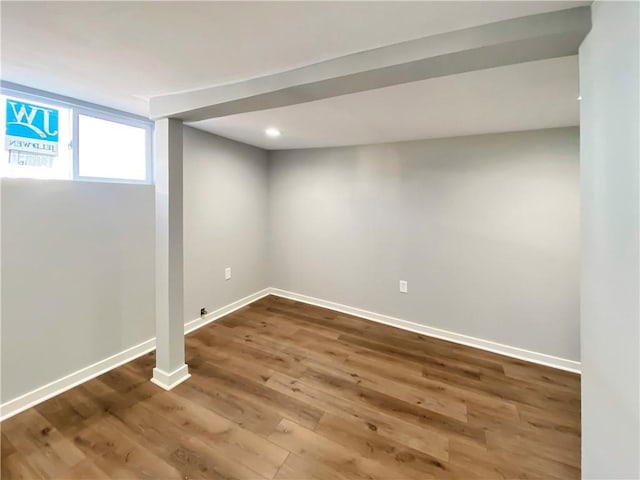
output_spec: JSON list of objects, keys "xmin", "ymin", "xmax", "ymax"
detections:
[
  {"xmin": 399, "ymin": 280, "xmax": 408, "ymax": 294},
  {"xmin": 225, "ymin": 267, "xmax": 231, "ymax": 280}
]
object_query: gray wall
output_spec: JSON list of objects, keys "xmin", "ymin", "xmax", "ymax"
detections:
[
  {"xmin": 1, "ymin": 124, "xmax": 578, "ymax": 407},
  {"xmin": 1, "ymin": 127, "xmax": 270, "ymax": 405},
  {"xmin": 1, "ymin": 179, "xmax": 156, "ymax": 402},
  {"xmin": 269, "ymin": 127, "xmax": 580, "ymax": 361},
  {"xmin": 183, "ymin": 126, "xmax": 269, "ymax": 321},
  {"xmin": 580, "ymin": 1, "xmax": 640, "ymax": 478}
]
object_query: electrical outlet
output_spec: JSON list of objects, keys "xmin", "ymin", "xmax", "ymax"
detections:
[
  {"xmin": 225, "ymin": 267, "xmax": 232, "ymax": 280},
  {"xmin": 200, "ymin": 307, "xmax": 208, "ymax": 317},
  {"xmin": 399, "ymin": 280, "xmax": 408, "ymax": 294}
]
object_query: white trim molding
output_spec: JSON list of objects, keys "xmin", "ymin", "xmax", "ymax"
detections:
[
  {"xmin": 0, "ymin": 288, "xmax": 270, "ymax": 421},
  {"xmin": 0, "ymin": 337, "xmax": 156, "ymax": 421},
  {"xmin": 0, "ymin": 285, "xmax": 579, "ymax": 421},
  {"xmin": 151, "ymin": 364, "xmax": 190, "ymax": 390},
  {"xmin": 184, "ymin": 288, "xmax": 271, "ymax": 335},
  {"xmin": 268, "ymin": 288, "xmax": 582, "ymax": 374}
]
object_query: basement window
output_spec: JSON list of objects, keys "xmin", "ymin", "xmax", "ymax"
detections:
[{"xmin": 0, "ymin": 83, "xmax": 153, "ymax": 184}]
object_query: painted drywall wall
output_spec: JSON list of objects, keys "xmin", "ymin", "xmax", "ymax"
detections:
[
  {"xmin": 183, "ymin": 126, "xmax": 269, "ymax": 322},
  {"xmin": 0, "ymin": 127, "xmax": 270, "ymax": 406},
  {"xmin": 0, "ymin": 123, "xmax": 577, "ymax": 410},
  {"xmin": 0, "ymin": 179, "xmax": 156, "ymax": 403},
  {"xmin": 579, "ymin": 1, "xmax": 640, "ymax": 478},
  {"xmin": 269, "ymin": 127, "xmax": 580, "ymax": 361}
]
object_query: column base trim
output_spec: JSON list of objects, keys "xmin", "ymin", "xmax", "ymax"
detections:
[{"xmin": 151, "ymin": 364, "xmax": 190, "ymax": 390}]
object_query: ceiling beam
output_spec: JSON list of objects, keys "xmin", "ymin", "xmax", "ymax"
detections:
[{"xmin": 149, "ymin": 7, "xmax": 590, "ymax": 122}]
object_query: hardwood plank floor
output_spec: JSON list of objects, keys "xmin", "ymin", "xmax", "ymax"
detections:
[{"xmin": 1, "ymin": 295, "xmax": 581, "ymax": 479}]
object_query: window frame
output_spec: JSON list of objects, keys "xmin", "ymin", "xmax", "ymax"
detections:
[{"xmin": 1, "ymin": 81, "xmax": 154, "ymax": 184}]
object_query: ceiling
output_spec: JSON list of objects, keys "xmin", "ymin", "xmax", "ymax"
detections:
[
  {"xmin": 192, "ymin": 56, "xmax": 579, "ymax": 149},
  {"xmin": 1, "ymin": 1, "xmax": 587, "ymax": 148}
]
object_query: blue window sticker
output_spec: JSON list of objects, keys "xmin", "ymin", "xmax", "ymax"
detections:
[{"xmin": 5, "ymin": 99, "xmax": 59, "ymax": 155}]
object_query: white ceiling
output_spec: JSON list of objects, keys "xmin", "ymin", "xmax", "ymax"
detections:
[
  {"xmin": 1, "ymin": 1, "xmax": 586, "ymax": 148},
  {"xmin": 192, "ymin": 56, "xmax": 580, "ymax": 149}
]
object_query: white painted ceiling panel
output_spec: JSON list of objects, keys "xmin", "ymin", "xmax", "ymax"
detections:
[
  {"xmin": 1, "ymin": 1, "xmax": 587, "ymax": 114},
  {"xmin": 191, "ymin": 56, "xmax": 580, "ymax": 149},
  {"xmin": 1, "ymin": 1, "xmax": 585, "ymax": 147}
]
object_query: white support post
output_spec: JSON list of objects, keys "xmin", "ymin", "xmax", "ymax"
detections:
[{"xmin": 151, "ymin": 117, "xmax": 190, "ymax": 390}]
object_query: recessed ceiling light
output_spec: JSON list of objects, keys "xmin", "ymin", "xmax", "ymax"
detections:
[
  {"xmin": 577, "ymin": 95, "xmax": 582, "ymax": 101},
  {"xmin": 265, "ymin": 127, "xmax": 281, "ymax": 138}
]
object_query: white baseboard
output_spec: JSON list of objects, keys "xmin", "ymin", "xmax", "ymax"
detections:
[
  {"xmin": 151, "ymin": 365, "xmax": 191, "ymax": 390},
  {"xmin": 0, "ymin": 288, "xmax": 270, "ymax": 422},
  {"xmin": 0, "ymin": 337, "xmax": 156, "ymax": 421},
  {"xmin": 184, "ymin": 288, "xmax": 271, "ymax": 335},
  {"xmin": 268, "ymin": 288, "xmax": 581, "ymax": 374},
  {"xmin": 1, "ymin": 285, "xmax": 579, "ymax": 421}
]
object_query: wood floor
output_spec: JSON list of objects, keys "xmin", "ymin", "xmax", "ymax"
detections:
[{"xmin": 1, "ymin": 295, "xmax": 581, "ymax": 479}]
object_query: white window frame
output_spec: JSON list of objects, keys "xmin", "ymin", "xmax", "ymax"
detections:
[{"xmin": 1, "ymin": 81, "xmax": 154, "ymax": 184}]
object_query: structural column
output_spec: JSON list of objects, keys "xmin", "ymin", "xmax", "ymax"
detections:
[{"xmin": 151, "ymin": 118, "xmax": 190, "ymax": 390}]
